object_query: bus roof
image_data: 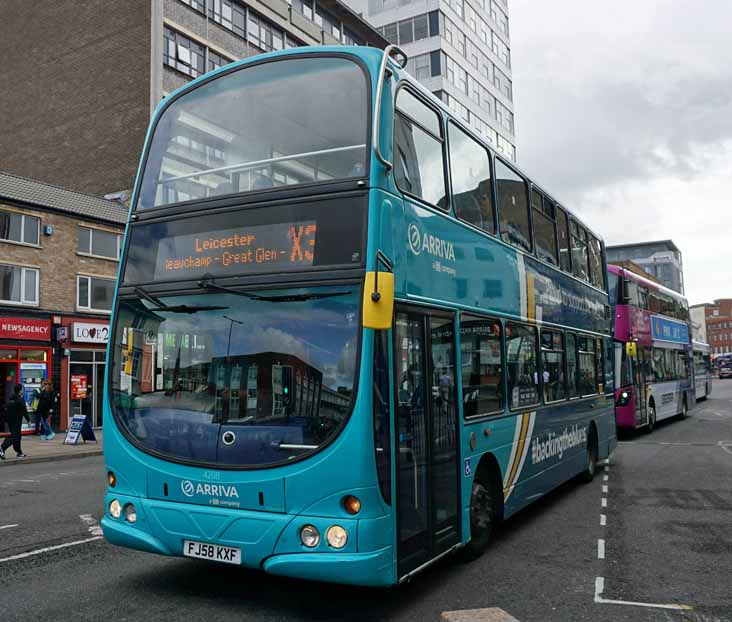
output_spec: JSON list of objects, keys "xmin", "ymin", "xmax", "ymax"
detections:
[
  {"xmin": 608, "ymin": 264, "xmax": 688, "ymax": 306},
  {"xmin": 151, "ymin": 45, "xmax": 606, "ymax": 248}
]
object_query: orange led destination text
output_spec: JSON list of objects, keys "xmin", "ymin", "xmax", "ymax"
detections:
[{"xmin": 162, "ymin": 224, "xmax": 316, "ymax": 273}]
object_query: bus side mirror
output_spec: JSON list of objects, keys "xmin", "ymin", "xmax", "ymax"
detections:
[
  {"xmin": 626, "ymin": 342, "xmax": 637, "ymax": 357},
  {"xmin": 363, "ymin": 270, "xmax": 394, "ymax": 329}
]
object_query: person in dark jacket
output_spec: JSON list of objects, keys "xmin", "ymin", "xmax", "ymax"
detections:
[
  {"xmin": 0, "ymin": 384, "xmax": 30, "ymax": 459},
  {"xmin": 36, "ymin": 381, "xmax": 55, "ymax": 440}
]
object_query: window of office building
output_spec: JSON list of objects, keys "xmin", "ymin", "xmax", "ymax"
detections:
[
  {"xmin": 164, "ymin": 28, "xmax": 205, "ymax": 78},
  {"xmin": 207, "ymin": 50, "xmax": 233, "ymax": 73},
  {"xmin": 77, "ymin": 276, "xmax": 115, "ymax": 313},
  {"xmin": 0, "ymin": 264, "xmax": 38, "ymax": 306},
  {"xmin": 0, "ymin": 210, "xmax": 39, "ymax": 246},
  {"xmin": 78, "ymin": 227, "xmax": 121, "ymax": 260},
  {"xmin": 179, "ymin": 0, "xmax": 206, "ymax": 14}
]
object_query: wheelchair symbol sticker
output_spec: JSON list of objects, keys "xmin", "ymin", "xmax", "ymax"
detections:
[{"xmin": 464, "ymin": 457, "xmax": 472, "ymax": 477}]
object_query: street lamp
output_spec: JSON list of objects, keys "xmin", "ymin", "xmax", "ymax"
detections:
[{"xmin": 224, "ymin": 315, "xmax": 244, "ymax": 357}]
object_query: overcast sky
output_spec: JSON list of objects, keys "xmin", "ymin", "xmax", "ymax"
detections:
[{"xmin": 509, "ymin": 0, "xmax": 732, "ymax": 305}]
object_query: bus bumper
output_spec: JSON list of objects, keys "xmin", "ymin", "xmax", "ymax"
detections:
[
  {"xmin": 263, "ymin": 547, "xmax": 394, "ymax": 587},
  {"xmin": 101, "ymin": 516, "xmax": 172, "ymax": 556}
]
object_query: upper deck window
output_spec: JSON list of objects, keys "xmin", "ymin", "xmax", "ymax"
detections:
[
  {"xmin": 448, "ymin": 122, "xmax": 494, "ymax": 233},
  {"xmin": 495, "ymin": 158, "xmax": 531, "ymax": 252},
  {"xmin": 138, "ymin": 56, "xmax": 369, "ymax": 210},
  {"xmin": 394, "ymin": 89, "xmax": 447, "ymax": 209}
]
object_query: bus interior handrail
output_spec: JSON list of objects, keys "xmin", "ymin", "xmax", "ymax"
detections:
[
  {"xmin": 158, "ymin": 144, "xmax": 366, "ymax": 185},
  {"xmin": 373, "ymin": 45, "xmax": 408, "ymax": 173}
]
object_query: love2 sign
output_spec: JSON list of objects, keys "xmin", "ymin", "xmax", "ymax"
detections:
[{"xmin": 72, "ymin": 322, "xmax": 110, "ymax": 344}]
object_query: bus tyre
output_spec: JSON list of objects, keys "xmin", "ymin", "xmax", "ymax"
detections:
[
  {"xmin": 463, "ymin": 476, "xmax": 496, "ymax": 561},
  {"xmin": 581, "ymin": 428, "xmax": 598, "ymax": 483},
  {"xmin": 645, "ymin": 403, "xmax": 656, "ymax": 433},
  {"xmin": 680, "ymin": 397, "xmax": 688, "ymax": 420}
]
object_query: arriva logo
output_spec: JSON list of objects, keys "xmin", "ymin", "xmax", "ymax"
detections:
[
  {"xmin": 408, "ymin": 223, "xmax": 455, "ymax": 261},
  {"xmin": 180, "ymin": 479, "xmax": 240, "ymax": 499}
]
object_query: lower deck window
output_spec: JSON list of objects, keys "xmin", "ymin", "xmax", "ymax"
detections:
[
  {"xmin": 506, "ymin": 322, "xmax": 539, "ymax": 409},
  {"xmin": 460, "ymin": 315, "xmax": 504, "ymax": 417}
]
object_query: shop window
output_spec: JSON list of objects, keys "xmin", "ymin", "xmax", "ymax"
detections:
[
  {"xmin": 78, "ymin": 227, "xmax": 121, "ymax": 260},
  {"xmin": 77, "ymin": 276, "xmax": 115, "ymax": 313},
  {"xmin": 0, "ymin": 264, "xmax": 39, "ymax": 306},
  {"xmin": 0, "ymin": 210, "xmax": 40, "ymax": 246}
]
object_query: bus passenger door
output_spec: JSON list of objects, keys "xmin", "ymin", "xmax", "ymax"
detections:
[
  {"xmin": 393, "ymin": 308, "xmax": 460, "ymax": 579},
  {"xmin": 633, "ymin": 348, "xmax": 647, "ymax": 425}
]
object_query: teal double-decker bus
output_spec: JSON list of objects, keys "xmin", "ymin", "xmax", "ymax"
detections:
[{"xmin": 102, "ymin": 45, "xmax": 616, "ymax": 586}]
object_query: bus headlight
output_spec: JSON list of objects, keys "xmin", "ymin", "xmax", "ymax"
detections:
[
  {"xmin": 124, "ymin": 503, "xmax": 137, "ymax": 523},
  {"xmin": 326, "ymin": 525, "xmax": 348, "ymax": 549},
  {"xmin": 617, "ymin": 390, "xmax": 630, "ymax": 406},
  {"xmin": 300, "ymin": 524, "xmax": 320, "ymax": 548},
  {"xmin": 109, "ymin": 499, "xmax": 122, "ymax": 519}
]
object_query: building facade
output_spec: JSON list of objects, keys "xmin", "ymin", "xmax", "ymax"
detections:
[
  {"xmin": 0, "ymin": 0, "xmax": 387, "ymax": 197},
  {"xmin": 689, "ymin": 304, "xmax": 708, "ymax": 345},
  {"xmin": 0, "ymin": 173, "xmax": 127, "ymax": 433},
  {"xmin": 606, "ymin": 240, "xmax": 684, "ymax": 295},
  {"xmin": 702, "ymin": 299, "xmax": 732, "ymax": 355},
  {"xmin": 343, "ymin": 0, "xmax": 515, "ymax": 160}
]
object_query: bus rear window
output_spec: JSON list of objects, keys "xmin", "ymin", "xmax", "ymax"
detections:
[{"xmin": 137, "ymin": 56, "xmax": 369, "ymax": 209}]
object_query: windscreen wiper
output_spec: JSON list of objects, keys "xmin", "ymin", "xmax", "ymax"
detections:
[
  {"xmin": 197, "ymin": 278, "xmax": 351, "ymax": 303},
  {"xmin": 133, "ymin": 286, "xmax": 228, "ymax": 314}
]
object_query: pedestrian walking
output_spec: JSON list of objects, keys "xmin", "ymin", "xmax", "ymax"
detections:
[
  {"xmin": 36, "ymin": 380, "xmax": 55, "ymax": 440},
  {"xmin": 0, "ymin": 384, "xmax": 30, "ymax": 460}
]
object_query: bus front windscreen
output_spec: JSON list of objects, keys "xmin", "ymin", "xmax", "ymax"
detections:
[
  {"xmin": 110, "ymin": 286, "xmax": 359, "ymax": 467},
  {"xmin": 137, "ymin": 55, "xmax": 369, "ymax": 209}
]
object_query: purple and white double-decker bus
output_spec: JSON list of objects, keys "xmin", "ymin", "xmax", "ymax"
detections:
[{"xmin": 608, "ymin": 265, "xmax": 694, "ymax": 432}]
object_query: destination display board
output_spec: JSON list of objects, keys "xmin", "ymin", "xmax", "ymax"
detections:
[
  {"xmin": 153, "ymin": 221, "xmax": 317, "ymax": 280},
  {"xmin": 122, "ymin": 197, "xmax": 367, "ymax": 285}
]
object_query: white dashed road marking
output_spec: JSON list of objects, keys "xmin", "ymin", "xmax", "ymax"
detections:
[
  {"xmin": 0, "ymin": 515, "xmax": 103, "ymax": 565},
  {"xmin": 0, "ymin": 524, "xmax": 18, "ymax": 530},
  {"xmin": 441, "ymin": 608, "xmax": 520, "ymax": 621},
  {"xmin": 593, "ymin": 461, "xmax": 693, "ymax": 612},
  {"xmin": 594, "ymin": 577, "xmax": 692, "ymax": 611}
]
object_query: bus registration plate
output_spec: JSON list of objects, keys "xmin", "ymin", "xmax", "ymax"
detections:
[{"xmin": 183, "ymin": 540, "xmax": 241, "ymax": 565}]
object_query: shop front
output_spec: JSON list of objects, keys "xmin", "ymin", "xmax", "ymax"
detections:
[
  {"xmin": 0, "ymin": 316, "xmax": 52, "ymax": 435},
  {"xmin": 58, "ymin": 318, "xmax": 110, "ymax": 430}
]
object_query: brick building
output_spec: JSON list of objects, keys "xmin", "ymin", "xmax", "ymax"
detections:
[
  {"xmin": 0, "ymin": 173, "xmax": 127, "ymax": 432},
  {"xmin": 701, "ymin": 299, "xmax": 732, "ymax": 355},
  {"xmin": 0, "ymin": 0, "xmax": 387, "ymax": 197}
]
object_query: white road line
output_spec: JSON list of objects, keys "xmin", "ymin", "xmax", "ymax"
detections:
[
  {"xmin": 602, "ymin": 485, "xmax": 608, "ymax": 493},
  {"xmin": 601, "ymin": 497, "xmax": 607, "ymax": 508},
  {"xmin": 0, "ymin": 524, "xmax": 18, "ymax": 530},
  {"xmin": 597, "ymin": 539, "xmax": 605, "ymax": 559},
  {"xmin": 603, "ymin": 474, "xmax": 608, "ymax": 482},
  {"xmin": 14, "ymin": 479, "xmax": 38, "ymax": 483},
  {"xmin": 441, "ymin": 608, "xmax": 520, "ymax": 621},
  {"xmin": 594, "ymin": 577, "xmax": 692, "ymax": 611},
  {"xmin": 0, "ymin": 536, "xmax": 102, "ymax": 564},
  {"xmin": 600, "ymin": 514, "xmax": 606, "ymax": 526},
  {"xmin": 79, "ymin": 514, "xmax": 103, "ymax": 536},
  {"xmin": 604, "ymin": 465, "xmax": 609, "ymax": 472}
]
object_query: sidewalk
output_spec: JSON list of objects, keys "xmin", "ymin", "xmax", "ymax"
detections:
[{"xmin": 0, "ymin": 429, "xmax": 103, "ymax": 467}]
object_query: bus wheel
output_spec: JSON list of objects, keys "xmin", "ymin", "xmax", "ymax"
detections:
[
  {"xmin": 581, "ymin": 427, "xmax": 598, "ymax": 483},
  {"xmin": 680, "ymin": 397, "xmax": 688, "ymax": 419},
  {"xmin": 463, "ymin": 476, "xmax": 496, "ymax": 560},
  {"xmin": 645, "ymin": 403, "xmax": 656, "ymax": 433}
]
